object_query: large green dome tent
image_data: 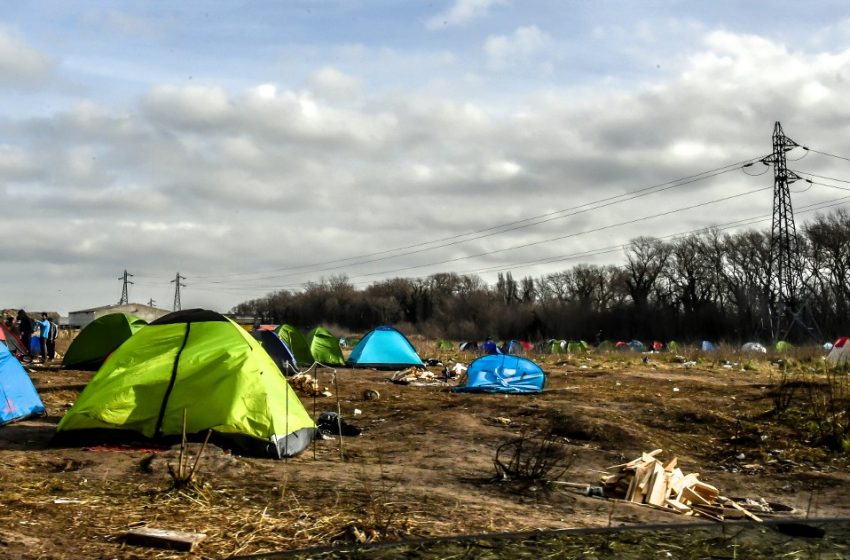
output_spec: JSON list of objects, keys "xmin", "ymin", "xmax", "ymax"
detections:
[
  {"xmin": 62, "ymin": 313, "xmax": 148, "ymax": 371},
  {"xmin": 55, "ymin": 309, "xmax": 316, "ymax": 458},
  {"xmin": 307, "ymin": 326, "xmax": 346, "ymax": 366},
  {"xmin": 275, "ymin": 324, "xmax": 314, "ymax": 368}
]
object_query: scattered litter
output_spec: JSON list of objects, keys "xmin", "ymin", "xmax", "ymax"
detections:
[
  {"xmin": 288, "ymin": 373, "xmax": 329, "ymax": 397},
  {"xmin": 425, "ymin": 358, "xmax": 443, "ymax": 366},
  {"xmin": 353, "ymin": 408, "xmax": 362, "ymax": 416},
  {"xmin": 491, "ymin": 416, "xmax": 512, "ymax": 425},
  {"xmin": 673, "ymin": 387, "xmax": 680, "ymax": 392},
  {"xmin": 683, "ymin": 361, "xmax": 697, "ymax": 369},
  {"xmin": 52, "ymin": 498, "xmax": 83, "ymax": 504},
  {"xmin": 362, "ymin": 389, "xmax": 380, "ymax": 400},
  {"xmin": 390, "ymin": 368, "xmax": 444, "ymax": 386}
]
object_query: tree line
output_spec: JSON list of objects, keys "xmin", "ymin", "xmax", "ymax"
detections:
[{"xmin": 233, "ymin": 209, "xmax": 850, "ymax": 343}]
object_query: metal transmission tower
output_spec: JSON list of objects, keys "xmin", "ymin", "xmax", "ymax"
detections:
[
  {"xmin": 765, "ymin": 122, "xmax": 818, "ymax": 342},
  {"xmin": 171, "ymin": 273, "xmax": 187, "ymax": 311},
  {"xmin": 147, "ymin": 298, "xmax": 156, "ymax": 308},
  {"xmin": 118, "ymin": 270, "xmax": 134, "ymax": 305}
]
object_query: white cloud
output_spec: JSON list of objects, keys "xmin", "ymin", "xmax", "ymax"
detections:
[
  {"xmin": 427, "ymin": 0, "xmax": 506, "ymax": 29},
  {"xmin": 484, "ymin": 25, "xmax": 550, "ymax": 69},
  {"xmin": 0, "ymin": 29, "xmax": 55, "ymax": 88},
  {"xmin": 309, "ymin": 67, "xmax": 361, "ymax": 99}
]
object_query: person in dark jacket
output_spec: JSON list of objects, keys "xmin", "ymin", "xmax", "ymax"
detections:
[
  {"xmin": 47, "ymin": 316, "xmax": 60, "ymax": 361},
  {"xmin": 16, "ymin": 310, "xmax": 33, "ymax": 357}
]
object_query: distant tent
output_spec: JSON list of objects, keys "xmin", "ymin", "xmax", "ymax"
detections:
[
  {"xmin": 827, "ymin": 337, "xmax": 850, "ymax": 365},
  {"xmin": 651, "ymin": 341, "xmax": 664, "ymax": 352},
  {"xmin": 0, "ymin": 343, "xmax": 45, "ymax": 424},
  {"xmin": 340, "ymin": 337, "xmax": 361, "ymax": 348},
  {"xmin": 482, "ymin": 340, "xmax": 500, "ymax": 355},
  {"xmin": 276, "ymin": 324, "xmax": 313, "ymax": 367},
  {"xmin": 628, "ymin": 340, "xmax": 646, "ymax": 352},
  {"xmin": 549, "ymin": 339, "xmax": 566, "ymax": 354},
  {"xmin": 63, "ymin": 313, "xmax": 148, "ymax": 371},
  {"xmin": 437, "ymin": 340, "xmax": 454, "ymax": 351},
  {"xmin": 453, "ymin": 354, "xmax": 545, "ymax": 394},
  {"xmin": 503, "ymin": 340, "xmax": 525, "ymax": 355},
  {"xmin": 742, "ymin": 342, "xmax": 767, "ymax": 354},
  {"xmin": 667, "ymin": 341, "xmax": 679, "ymax": 352},
  {"xmin": 307, "ymin": 327, "xmax": 346, "ymax": 366},
  {"xmin": 567, "ymin": 340, "xmax": 588, "ymax": 354},
  {"xmin": 615, "ymin": 341, "xmax": 629, "ymax": 350},
  {"xmin": 701, "ymin": 340, "xmax": 716, "ymax": 352},
  {"xmin": 775, "ymin": 340, "xmax": 794, "ymax": 352},
  {"xmin": 519, "ymin": 341, "xmax": 534, "ymax": 352},
  {"xmin": 824, "ymin": 342, "xmax": 834, "ymax": 351},
  {"xmin": 55, "ymin": 309, "xmax": 315, "ymax": 458},
  {"xmin": 0, "ymin": 323, "xmax": 27, "ymax": 357},
  {"xmin": 251, "ymin": 330, "xmax": 298, "ymax": 375},
  {"xmin": 459, "ymin": 341, "xmax": 478, "ymax": 352},
  {"xmin": 347, "ymin": 326, "xmax": 424, "ymax": 369},
  {"xmin": 597, "ymin": 340, "xmax": 615, "ymax": 352}
]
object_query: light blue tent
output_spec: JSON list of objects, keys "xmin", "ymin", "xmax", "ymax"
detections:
[
  {"xmin": 701, "ymin": 340, "xmax": 716, "ymax": 351},
  {"xmin": 503, "ymin": 340, "xmax": 524, "ymax": 355},
  {"xmin": 347, "ymin": 326, "xmax": 424, "ymax": 369},
  {"xmin": 453, "ymin": 354, "xmax": 545, "ymax": 394},
  {"xmin": 628, "ymin": 339, "xmax": 646, "ymax": 352},
  {"xmin": 0, "ymin": 343, "xmax": 45, "ymax": 425}
]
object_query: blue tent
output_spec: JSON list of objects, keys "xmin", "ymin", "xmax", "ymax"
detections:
[
  {"xmin": 502, "ymin": 340, "xmax": 525, "ymax": 355},
  {"xmin": 347, "ymin": 326, "xmax": 424, "ymax": 369},
  {"xmin": 453, "ymin": 354, "xmax": 545, "ymax": 394},
  {"xmin": 701, "ymin": 340, "xmax": 716, "ymax": 351},
  {"xmin": 0, "ymin": 343, "xmax": 45, "ymax": 425},
  {"xmin": 628, "ymin": 340, "xmax": 646, "ymax": 352},
  {"xmin": 481, "ymin": 340, "xmax": 500, "ymax": 355}
]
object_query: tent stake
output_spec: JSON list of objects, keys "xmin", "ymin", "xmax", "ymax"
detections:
[{"xmin": 333, "ymin": 369, "xmax": 344, "ymax": 461}]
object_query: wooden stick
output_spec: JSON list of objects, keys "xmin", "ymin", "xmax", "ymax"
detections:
[
  {"xmin": 333, "ymin": 370, "xmax": 344, "ymax": 461},
  {"xmin": 187, "ymin": 430, "xmax": 212, "ymax": 482},
  {"xmin": 178, "ymin": 409, "xmax": 188, "ymax": 479}
]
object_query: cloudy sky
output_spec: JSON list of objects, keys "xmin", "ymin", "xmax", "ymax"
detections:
[{"xmin": 3, "ymin": 1, "xmax": 850, "ymax": 314}]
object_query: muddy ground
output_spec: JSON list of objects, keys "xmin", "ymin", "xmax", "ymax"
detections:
[{"xmin": 1, "ymin": 344, "xmax": 849, "ymax": 559}]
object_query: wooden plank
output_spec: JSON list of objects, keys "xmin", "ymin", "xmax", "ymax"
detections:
[
  {"xmin": 663, "ymin": 457, "xmax": 678, "ymax": 472},
  {"xmin": 690, "ymin": 481, "xmax": 720, "ymax": 503},
  {"xmin": 665, "ymin": 498, "xmax": 691, "ymax": 513},
  {"xmin": 675, "ymin": 473, "xmax": 701, "ymax": 501},
  {"xmin": 668, "ymin": 468, "xmax": 685, "ymax": 495},
  {"xmin": 726, "ymin": 498, "xmax": 764, "ymax": 523},
  {"xmin": 627, "ymin": 463, "xmax": 651, "ymax": 502},
  {"xmin": 125, "ymin": 528, "xmax": 207, "ymax": 552},
  {"xmin": 680, "ymin": 486, "xmax": 711, "ymax": 506},
  {"xmin": 646, "ymin": 463, "xmax": 669, "ymax": 507}
]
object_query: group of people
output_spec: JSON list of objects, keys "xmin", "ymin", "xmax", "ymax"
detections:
[{"xmin": 3, "ymin": 309, "xmax": 59, "ymax": 362}]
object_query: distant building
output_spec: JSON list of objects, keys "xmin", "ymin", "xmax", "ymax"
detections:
[{"xmin": 68, "ymin": 303, "xmax": 171, "ymax": 329}]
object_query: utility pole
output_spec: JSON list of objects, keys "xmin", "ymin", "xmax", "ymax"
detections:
[
  {"xmin": 118, "ymin": 270, "xmax": 134, "ymax": 305},
  {"xmin": 171, "ymin": 273, "xmax": 186, "ymax": 311},
  {"xmin": 147, "ymin": 298, "xmax": 156, "ymax": 308},
  {"xmin": 765, "ymin": 122, "xmax": 819, "ymax": 342}
]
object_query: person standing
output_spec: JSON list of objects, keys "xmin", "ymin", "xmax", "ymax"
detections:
[
  {"xmin": 47, "ymin": 316, "xmax": 59, "ymax": 361},
  {"xmin": 16, "ymin": 310, "xmax": 33, "ymax": 357},
  {"xmin": 35, "ymin": 313, "xmax": 50, "ymax": 362}
]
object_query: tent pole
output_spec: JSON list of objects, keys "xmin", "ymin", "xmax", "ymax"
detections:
[
  {"xmin": 312, "ymin": 367, "xmax": 317, "ymax": 461},
  {"xmin": 333, "ymin": 369, "xmax": 344, "ymax": 461}
]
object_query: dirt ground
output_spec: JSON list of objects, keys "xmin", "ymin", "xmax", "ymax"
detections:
[{"xmin": 1, "ymin": 342, "xmax": 850, "ymax": 559}]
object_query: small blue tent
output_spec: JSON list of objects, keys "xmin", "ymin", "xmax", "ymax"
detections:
[
  {"xmin": 481, "ymin": 340, "xmax": 500, "ymax": 355},
  {"xmin": 502, "ymin": 340, "xmax": 524, "ymax": 355},
  {"xmin": 628, "ymin": 340, "xmax": 646, "ymax": 352},
  {"xmin": 701, "ymin": 340, "xmax": 716, "ymax": 351},
  {"xmin": 251, "ymin": 330, "xmax": 299, "ymax": 375},
  {"xmin": 453, "ymin": 354, "xmax": 545, "ymax": 394},
  {"xmin": 0, "ymin": 343, "xmax": 45, "ymax": 424},
  {"xmin": 347, "ymin": 326, "xmax": 424, "ymax": 369}
]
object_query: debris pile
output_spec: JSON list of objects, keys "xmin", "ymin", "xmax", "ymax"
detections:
[
  {"xmin": 288, "ymin": 373, "xmax": 332, "ymax": 397},
  {"xmin": 600, "ymin": 449, "xmax": 768, "ymax": 521},
  {"xmin": 389, "ymin": 368, "xmax": 443, "ymax": 386}
]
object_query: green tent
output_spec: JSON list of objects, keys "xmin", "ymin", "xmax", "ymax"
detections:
[
  {"xmin": 549, "ymin": 340, "xmax": 565, "ymax": 354},
  {"xmin": 63, "ymin": 313, "xmax": 148, "ymax": 371},
  {"xmin": 437, "ymin": 340, "xmax": 453, "ymax": 351},
  {"xmin": 667, "ymin": 341, "xmax": 679, "ymax": 352},
  {"xmin": 307, "ymin": 326, "xmax": 346, "ymax": 366},
  {"xmin": 567, "ymin": 340, "xmax": 589, "ymax": 354},
  {"xmin": 775, "ymin": 340, "xmax": 794, "ymax": 352},
  {"xmin": 56, "ymin": 309, "xmax": 316, "ymax": 458},
  {"xmin": 276, "ymin": 324, "xmax": 314, "ymax": 367},
  {"xmin": 597, "ymin": 340, "xmax": 615, "ymax": 352}
]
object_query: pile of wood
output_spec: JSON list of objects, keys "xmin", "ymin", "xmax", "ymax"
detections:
[
  {"xmin": 389, "ymin": 368, "xmax": 443, "ymax": 386},
  {"xmin": 600, "ymin": 449, "xmax": 760, "ymax": 521},
  {"xmin": 288, "ymin": 373, "xmax": 332, "ymax": 397}
]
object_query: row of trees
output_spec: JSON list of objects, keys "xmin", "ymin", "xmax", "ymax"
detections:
[{"xmin": 233, "ymin": 210, "xmax": 850, "ymax": 343}]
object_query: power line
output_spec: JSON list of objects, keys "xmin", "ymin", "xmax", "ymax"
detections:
[
  {"xmin": 188, "ymin": 185, "xmax": 772, "ymax": 293},
  {"xmin": 802, "ymin": 146, "xmax": 850, "ymax": 164},
  {"xmin": 190, "ymin": 154, "xmax": 768, "ymax": 282}
]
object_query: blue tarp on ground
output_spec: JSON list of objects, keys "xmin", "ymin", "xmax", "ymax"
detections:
[
  {"xmin": 347, "ymin": 326, "xmax": 424, "ymax": 369},
  {"xmin": 0, "ymin": 343, "xmax": 45, "ymax": 424},
  {"xmin": 453, "ymin": 354, "xmax": 545, "ymax": 394}
]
